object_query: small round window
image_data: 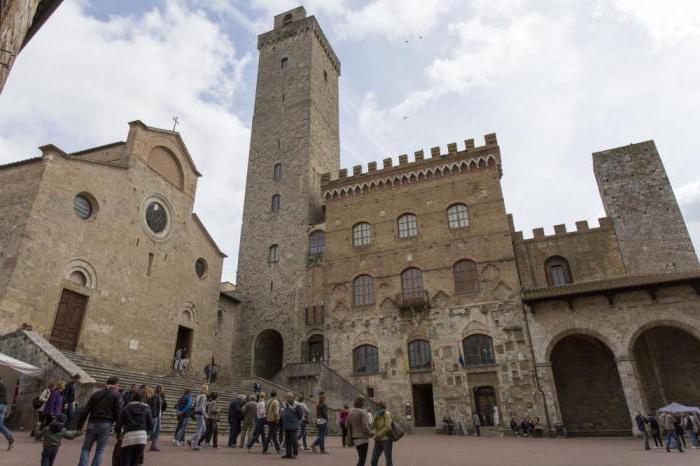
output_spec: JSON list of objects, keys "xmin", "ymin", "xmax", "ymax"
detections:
[
  {"xmin": 73, "ymin": 194, "xmax": 94, "ymax": 220},
  {"xmin": 146, "ymin": 201, "xmax": 168, "ymax": 234},
  {"xmin": 195, "ymin": 258, "xmax": 208, "ymax": 279}
]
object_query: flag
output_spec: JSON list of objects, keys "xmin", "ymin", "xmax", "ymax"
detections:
[{"xmin": 458, "ymin": 345, "xmax": 465, "ymax": 368}]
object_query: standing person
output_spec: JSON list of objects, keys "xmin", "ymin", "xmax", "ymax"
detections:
[
  {"xmin": 42, "ymin": 383, "xmax": 64, "ymax": 429},
  {"xmin": 674, "ymin": 414, "xmax": 687, "ymax": 449},
  {"xmin": 281, "ymin": 392, "xmax": 302, "ymax": 459},
  {"xmin": 228, "ymin": 394, "xmax": 245, "ymax": 447},
  {"xmin": 199, "ymin": 392, "xmax": 219, "ymax": 448},
  {"xmin": 239, "ymin": 395, "xmax": 257, "ymax": 449},
  {"xmin": 77, "ymin": 376, "xmax": 121, "ymax": 466},
  {"xmin": 63, "ymin": 374, "xmax": 81, "ymax": 425},
  {"xmin": 635, "ymin": 413, "xmax": 651, "ymax": 450},
  {"xmin": 370, "ymin": 400, "xmax": 393, "ymax": 466},
  {"xmin": 472, "ymin": 412, "xmax": 482, "ymax": 437},
  {"xmin": 246, "ymin": 392, "xmax": 268, "ymax": 452},
  {"xmin": 297, "ymin": 396, "xmax": 309, "ymax": 450},
  {"xmin": 35, "ymin": 413, "xmax": 80, "ymax": 466},
  {"xmin": 311, "ymin": 393, "xmax": 329, "ymax": 454},
  {"xmin": 347, "ymin": 396, "xmax": 372, "ymax": 466},
  {"xmin": 189, "ymin": 385, "xmax": 209, "ymax": 451},
  {"xmin": 173, "ymin": 389, "xmax": 192, "ymax": 447},
  {"xmin": 115, "ymin": 391, "xmax": 153, "ymax": 466},
  {"xmin": 684, "ymin": 412, "xmax": 699, "ymax": 448},
  {"xmin": 339, "ymin": 404, "xmax": 350, "ymax": 447},
  {"xmin": 662, "ymin": 412, "xmax": 684, "ymax": 453},
  {"xmin": 648, "ymin": 414, "xmax": 663, "ymax": 448},
  {"xmin": 263, "ymin": 391, "xmax": 281, "ymax": 454},
  {"xmin": 121, "ymin": 385, "xmax": 137, "ymax": 407},
  {"xmin": 0, "ymin": 376, "xmax": 14, "ymax": 450},
  {"xmin": 147, "ymin": 385, "xmax": 166, "ymax": 452}
]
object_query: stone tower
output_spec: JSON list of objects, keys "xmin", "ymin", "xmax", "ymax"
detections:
[
  {"xmin": 593, "ymin": 140, "xmax": 698, "ymax": 274},
  {"xmin": 235, "ymin": 7, "xmax": 340, "ymax": 378}
]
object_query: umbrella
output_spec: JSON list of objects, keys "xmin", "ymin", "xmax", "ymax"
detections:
[{"xmin": 657, "ymin": 402, "xmax": 700, "ymax": 414}]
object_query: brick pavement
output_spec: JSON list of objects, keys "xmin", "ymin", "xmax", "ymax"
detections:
[{"xmin": 1, "ymin": 433, "xmax": 698, "ymax": 466}]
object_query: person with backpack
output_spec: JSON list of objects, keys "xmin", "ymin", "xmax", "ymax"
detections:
[
  {"xmin": 635, "ymin": 413, "xmax": 651, "ymax": 450},
  {"xmin": 115, "ymin": 391, "xmax": 154, "ymax": 466},
  {"xmin": 370, "ymin": 400, "xmax": 394, "ymax": 466},
  {"xmin": 661, "ymin": 412, "xmax": 684, "ymax": 453},
  {"xmin": 42, "ymin": 383, "xmax": 64, "ymax": 429},
  {"xmin": 77, "ymin": 376, "xmax": 121, "ymax": 466},
  {"xmin": 311, "ymin": 393, "xmax": 328, "ymax": 454},
  {"xmin": 173, "ymin": 389, "xmax": 192, "ymax": 447},
  {"xmin": 188, "ymin": 385, "xmax": 209, "ymax": 451}
]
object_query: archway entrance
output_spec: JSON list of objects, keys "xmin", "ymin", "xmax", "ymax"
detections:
[
  {"xmin": 254, "ymin": 329, "xmax": 283, "ymax": 379},
  {"xmin": 633, "ymin": 325, "xmax": 700, "ymax": 411},
  {"xmin": 473, "ymin": 386, "xmax": 497, "ymax": 426},
  {"xmin": 551, "ymin": 335, "xmax": 630, "ymax": 436}
]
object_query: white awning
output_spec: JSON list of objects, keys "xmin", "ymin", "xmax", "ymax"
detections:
[
  {"xmin": 658, "ymin": 402, "xmax": 700, "ymax": 414},
  {"xmin": 0, "ymin": 352, "xmax": 43, "ymax": 378}
]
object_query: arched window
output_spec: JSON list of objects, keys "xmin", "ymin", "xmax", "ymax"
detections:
[
  {"xmin": 462, "ymin": 334, "xmax": 495, "ymax": 366},
  {"xmin": 447, "ymin": 203, "xmax": 469, "ymax": 229},
  {"xmin": 269, "ymin": 244, "xmax": 280, "ymax": 263},
  {"xmin": 353, "ymin": 275, "xmax": 374, "ymax": 306},
  {"xmin": 545, "ymin": 256, "xmax": 573, "ymax": 286},
  {"xmin": 281, "ymin": 57, "xmax": 289, "ymax": 69},
  {"xmin": 401, "ymin": 268, "xmax": 424, "ymax": 300},
  {"xmin": 271, "ymin": 194, "xmax": 281, "ymax": 212},
  {"xmin": 453, "ymin": 260, "xmax": 479, "ymax": 294},
  {"xmin": 273, "ymin": 163, "xmax": 282, "ymax": 180},
  {"xmin": 408, "ymin": 340, "xmax": 432, "ymax": 370},
  {"xmin": 309, "ymin": 230, "xmax": 325, "ymax": 255},
  {"xmin": 352, "ymin": 222, "xmax": 372, "ymax": 247},
  {"xmin": 397, "ymin": 213, "xmax": 418, "ymax": 239},
  {"xmin": 353, "ymin": 345, "xmax": 379, "ymax": 374}
]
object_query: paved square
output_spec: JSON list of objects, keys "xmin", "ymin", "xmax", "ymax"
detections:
[{"xmin": 2, "ymin": 434, "xmax": 698, "ymax": 466}]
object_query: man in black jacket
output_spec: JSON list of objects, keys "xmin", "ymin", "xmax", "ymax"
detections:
[
  {"xmin": 228, "ymin": 394, "xmax": 245, "ymax": 447},
  {"xmin": 77, "ymin": 376, "xmax": 121, "ymax": 466},
  {"xmin": 63, "ymin": 373, "xmax": 81, "ymax": 424}
]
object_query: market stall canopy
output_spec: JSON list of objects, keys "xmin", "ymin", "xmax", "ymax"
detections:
[
  {"xmin": 658, "ymin": 402, "xmax": 700, "ymax": 414},
  {"xmin": 0, "ymin": 352, "xmax": 43, "ymax": 378}
]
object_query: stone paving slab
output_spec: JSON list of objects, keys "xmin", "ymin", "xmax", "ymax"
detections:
[{"xmin": 1, "ymin": 434, "xmax": 698, "ymax": 466}]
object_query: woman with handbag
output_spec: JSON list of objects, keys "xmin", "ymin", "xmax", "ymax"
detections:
[
  {"xmin": 311, "ymin": 393, "xmax": 328, "ymax": 454},
  {"xmin": 370, "ymin": 400, "xmax": 393, "ymax": 466}
]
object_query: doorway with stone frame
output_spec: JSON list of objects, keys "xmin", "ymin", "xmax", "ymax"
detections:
[
  {"xmin": 173, "ymin": 325, "xmax": 193, "ymax": 371},
  {"xmin": 50, "ymin": 289, "xmax": 88, "ymax": 351},
  {"xmin": 411, "ymin": 383, "xmax": 436, "ymax": 427}
]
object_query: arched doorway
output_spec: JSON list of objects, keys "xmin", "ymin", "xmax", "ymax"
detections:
[
  {"xmin": 254, "ymin": 329, "xmax": 283, "ymax": 378},
  {"xmin": 551, "ymin": 335, "xmax": 629, "ymax": 436},
  {"xmin": 633, "ymin": 325, "xmax": 700, "ymax": 411},
  {"xmin": 473, "ymin": 386, "xmax": 497, "ymax": 426}
]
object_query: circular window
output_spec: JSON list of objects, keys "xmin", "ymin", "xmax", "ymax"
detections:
[
  {"xmin": 74, "ymin": 194, "xmax": 95, "ymax": 220},
  {"xmin": 195, "ymin": 258, "xmax": 208, "ymax": 279},
  {"xmin": 146, "ymin": 201, "xmax": 168, "ymax": 234}
]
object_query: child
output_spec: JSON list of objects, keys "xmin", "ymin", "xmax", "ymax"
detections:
[{"xmin": 35, "ymin": 414, "xmax": 80, "ymax": 466}]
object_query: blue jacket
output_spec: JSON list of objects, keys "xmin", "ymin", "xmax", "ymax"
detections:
[
  {"xmin": 176, "ymin": 395, "xmax": 192, "ymax": 416},
  {"xmin": 281, "ymin": 402, "xmax": 303, "ymax": 431}
]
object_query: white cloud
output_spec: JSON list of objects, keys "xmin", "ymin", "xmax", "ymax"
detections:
[
  {"xmin": 0, "ymin": 0, "xmax": 251, "ymax": 282},
  {"xmin": 604, "ymin": 0, "xmax": 700, "ymax": 46},
  {"xmin": 679, "ymin": 180, "xmax": 700, "ymax": 221}
]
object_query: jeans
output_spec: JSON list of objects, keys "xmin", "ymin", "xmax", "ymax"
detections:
[
  {"xmin": 665, "ymin": 431, "xmax": 683, "ymax": 451},
  {"xmin": 66, "ymin": 402, "xmax": 75, "ymax": 424},
  {"xmin": 190, "ymin": 414, "xmax": 206, "ymax": 448},
  {"xmin": 284, "ymin": 429, "xmax": 299, "ymax": 457},
  {"xmin": 151, "ymin": 415, "xmax": 161, "ymax": 445},
  {"xmin": 298, "ymin": 422, "xmax": 308, "ymax": 448},
  {"xmin": 199, "ymin": 419, "xmax": 218, "ymax": 447},
  {"xmin": 120, "ymin": 444, "xmax": 145, "ymax": 466},
  {"xmin": 355, "ymin": 442, "xmax": 369, "ymax": 466},
  {"xmin": 688, "ymin": 430, "xmax": 700, "ymax": 448},
  {"xmin": 78, "ymin": 421, "xmax": 112, "ymax": 466},
  {"xmin": 247, "ymin": 417, "xmax": 267, "ymax": 449},
  {"xmin": 475, "ymin": 425, "xmax": 481, "ymax": 436},
  {"xmin": 175, "ymin": 415, "xmax": 189, "ymax": 442},
  {"xmin": 0, "ymin": 403, "xmax": 12, "ymax": 441},
  {"xmin": 228, "ymin": 417, "xmax": 241, "ymax": 446},
  {"xmin": 370, "ymin": 439, "xmax": 393, "ymax": 466},
  {"xmin": 41, "ymin": 447, "xmax": 58, "ymax": 466},
  {"xmin": 652, "ymin": 431, "xmax": 663, "ymax": 447},
  {"xmin": 263, "ymin": 421, "xmax": 281, "ymax": 453},
  {"xmin": 239, "ymin": 421, "xmax": 254, "ymax": 448},
  {"xmin": 312, "ymin": 422, "xmax": 327, "ymax": 452}
]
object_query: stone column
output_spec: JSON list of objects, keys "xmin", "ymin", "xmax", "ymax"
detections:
[
  {"xmin": 616, "ymin": 355, "xmax": 646, "ymax": 435},
  {"xmin": 535, "ymin": 362, "xmax": 562, "ymax": 435}
]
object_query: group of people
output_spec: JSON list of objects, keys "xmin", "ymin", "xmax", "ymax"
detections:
[
  {"xmin": 635, "ymin": 411, "xmax": 700, "ymax": 452},
  {"xmin": 509, "ymin": 416, "xmax": 544, "ymax": 437}
]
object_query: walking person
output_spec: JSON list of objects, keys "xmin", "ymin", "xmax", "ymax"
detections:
[
  {"xmin": 340, "ymin": 404, "xmax": 350, "ymax": 447},
  {"xmin": 77, "ymin": 376, "xmax": 121, "ymax": 466},
  {"xmin": 147, "ymin": 385, "xmax": 166, "ymax": 451},
  {"xmin": 684, "ymin": 412, "xmax": 699, "ymax": 449},
  {"xmin": 35, "ymin": 413, "xmax": 80, "ymax": 466},
  {"xmin": 263, "ymin": 391, "xmax": 281, "ymax": 454},
  {"xmin": 298, "ymin": 396, "xmax": 309, "ymax": 450},
  {"xmin": 662, "ymin": 412, "xmax": 684, "ymax": 453},
  {"xmin": 189, "ymin": 385, "xmax": 209, "ymax": 451},
  {"xmin": 649, "ymin": 414, "xmax": 663, "ymax": 448},
  {"xmin": 173, "ymin": 389, "xmax": 192, "ymax": 447},
  {"xmin": 347, "ymin": 396, "xmax": 372, "ymax": 466},
  {"xmin": 115, "ymin": 391, "xmax": 154, "ymax": 466},
  {"xmin": 370, "ymin": 400, "xmax": 394, "ymax": 466},
  {"xmin": 473, "ymin": 412, "xmax": 482, "ymax": 437},
  {"xmin": 281, "ymin": 392, "xmax": 302, "ymax": 459},
  {"xmin": 199, "ymin": 392, "xmax": 219, "ymax": 448},
  {"xmin": 42, "ymin": 383, "xmax": 64, "ymax": 429},
  {"xmin": 63, "ymin": 374, "xmax": 81, "ymax": 425},
  {"xmin": 635, "ymin": 413, "xmax": 651, "ymax": 450},
  {"xmin": 228, "ymin": 394, "xmax": 245, "ymax": 447},
  {"xmin": 239, "ymin": 395, "xmax": 257, "ymax": 448},
  {"xmin": 311, "ymin": 393, "xmax": 329, "ymax": 454},
  {"xmin": 246, "ymin": 392, "xmax": 268, "ymax": 452},
  {"xmin": 674, "ymin": 414, "xmax": 687, "ymax": 449},
  {"xmin": 0, "ymin": 376, "xmax": 15, "ymax": 450}
]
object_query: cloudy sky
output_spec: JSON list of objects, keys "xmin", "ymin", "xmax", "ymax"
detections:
[{"xmin": 2, "ymin": 0, "xmax": 700, "ymax": 282}]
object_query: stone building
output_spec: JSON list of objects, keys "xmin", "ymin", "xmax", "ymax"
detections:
[
  {"xmin": 235, "ymin": 7, "xmax": 700, "ymax": 436},
  {"xmin": 0, "ymin": 120, "xmax": 231, "ymax": 377},
  {"xmin": 0, "ymin": 0, "xmax": 63, "ymax": 93}
]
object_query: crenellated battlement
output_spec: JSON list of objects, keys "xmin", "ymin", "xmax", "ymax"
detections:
[
  {"xmin": 512, "ymin": 217, "xmax": 614, "ymax": 243},
  {"xmin": 321, "ymin": 133, "xmax": 499, "ymax": 199}
]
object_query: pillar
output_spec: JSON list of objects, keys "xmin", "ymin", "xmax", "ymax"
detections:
[
  {"xmin": 535, "ymin": 362, "xmax": 561, "ymax": 435},
  {"xmin": 615, "ymin": 355, "xmax": 646, "ymax": 435}
]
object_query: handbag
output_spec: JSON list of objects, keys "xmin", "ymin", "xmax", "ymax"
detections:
[{"xmin": 389, "ymin": 421, "xmax": 404, "ymax": 442}]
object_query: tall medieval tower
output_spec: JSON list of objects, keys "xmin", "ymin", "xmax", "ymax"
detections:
[{"xmin": 235, "ymin": 7, "xmax": 340, "ymax": 378}]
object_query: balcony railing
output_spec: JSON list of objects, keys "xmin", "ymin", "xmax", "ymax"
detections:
[{"xmin": 395, "ymin": 289, "xmax": 430, "ymax": 313}]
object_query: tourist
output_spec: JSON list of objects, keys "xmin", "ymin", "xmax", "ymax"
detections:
[
  {"xmin": 635, "ymin": 413, "xmax": 651, "ymax": 450},
  {"xmin": 263, "ymin": 391, "xmax": 281, "ymax": 454},
  {"xmin": 0, "ymin": 376, "xmax": 14, "ymax": 450},
  {"xmin": 228, "ymin": 394, "xmax": 245, "ymax": 447},
  {"xmin": 203, "ymin": 358, "xmax": 218, "ymax": 384},
  {"xmin": 683, "ymin": 412, "xmax": 699, "ymax": 449},
  {"xmin": 189, "ymin": 384, "xmax": 209, "ymax": 451},
  {"xmin": 661, "ymin": 412, "xmax": 684, "ymax": 452},
  {"xmin": 370, "ymin": 400, "xmax": 393, "ymax": 466},
  {"xmin": 347, "ymin": 396, "xmax": 372, "ymax": 466},
  {"xmin": 648, "ymin": 414, "xmax": 663, "ymax": 448},
  {"xmin": 199, "ymin": 392, "xmax": 219, "ymax": 448},
  {"xmin": 340, "ymin": 403, "xmax": 350, "ymax": 446},
  {"xmin": 311, "ymin": 392, "xmax": 329, "ymax": 454},
  {"xmin": 282, "ymin": 392, "xmax": 303, "ymax": 459},
  {"xmin": 247, "ymin": 392, "xmax": 268, "ymax": 451},
  {"xmin": 674, "ymin": 414, "xmax": 687, "ymax": 449},
  {"xmin": 366, "ymin": 408, "xmax": 374, "ymax": 427},
  {"xmin": 35, "ymin": 413, "xmax": 80, "ymax": 466},
  {"xmin": 36, "ymin": 384, "xmax": 53, "ymax": 433},
  {"xmin": 442, "ymin": 416, "xmax": 455, "ymax": 435},
  {"xmin": 298, "ymin": 396, "xmax": 309, "ymax": 450},
  {"xmin": 147, "ymin": 385, "xmax": 166, "ymax": 451},
  {"xmin": 121, "ymin": 384, "xmax": 137, "ymax": 407},
  {"xmin": 42, "ymin": 383, "xmax": 64, "ymax": 429},
  {"xmin": 173, "ymin": 388, "xmax": 192, "ymax": 447},
  {"xmin": 77, "ymin": 376, "xmax": 121, "ymax": 466},
  {"xmin": 63, "ymin": 374, "xmax": 81, "ymax": 424},
  {"xmin": 472, "ymin": 412, "xmax": 482, "ymax": 437},
  {"xmin": 173, "ymin": 348, "xmax": 183, "ymax": 374},
  {"xmin": 115, "ymin": 391, "xmax": 154, "ymax": 466},
  {"xmin": 239, "ymin": 395, "xmax": 257, "ymax": 448}
]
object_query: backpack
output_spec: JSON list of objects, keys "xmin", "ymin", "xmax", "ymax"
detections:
[{"xmin": 389, "ymin": 420, "xmax": 404, "ymax": 442}]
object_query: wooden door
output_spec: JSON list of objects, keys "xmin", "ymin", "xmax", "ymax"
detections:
[{"xmin": 50, "ymin": 289, "xmax": 88, "ymax": 351}]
